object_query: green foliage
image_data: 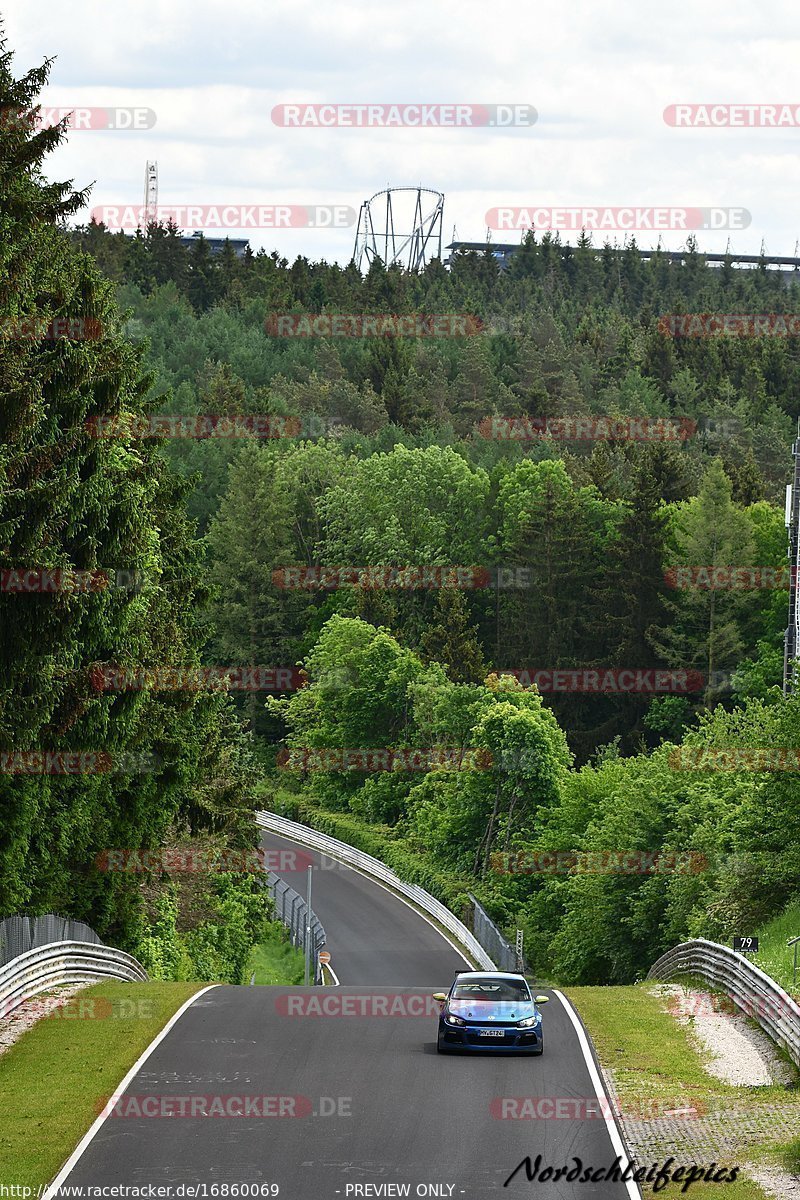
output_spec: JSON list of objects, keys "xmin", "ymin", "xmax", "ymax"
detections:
[
  {"xmin": 419, "ymin": 588, "xmax": 486, "ymax": 682},
  {"xmin": 134, "ymin": 890, "xmax": 193, "ymax": 980},
  {"xmin": 643, "ymin": 696, "xmax": 696, "ymax": 742},
  {"xmin": 5, "ymin": 20, "xmax": 800, "ymax": 999},
  {"xmin": 651, "ymin": 459, "xmax": 757, "ymax": 701},
  {"xmin": 135, "ymin": 872, "xmax": 274, "ymax": 984},
  {"xmin": 273, "ymin": 623, "xmax": 800, "ymax": 988},
  {"xmin": 67, "ymin": 221, "xmax": 796, "ymax": 762},
  {"xmin": 0, "ymin": 38, "xmax": 265, "ymax": 957},
  {"xmin": 245, "ymin": 922, "xmax": 306, "ymax": 985}
]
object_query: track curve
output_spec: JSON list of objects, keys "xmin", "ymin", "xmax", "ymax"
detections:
[
  {"xmin": 48, "ymin": 821, "xmax": 641, "ymax": 1199},
  {"xmin": 261, "ymin": 829, "xmax": 469, "ymax": 984}
]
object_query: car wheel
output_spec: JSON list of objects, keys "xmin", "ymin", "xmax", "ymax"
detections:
[{"xmin": 437, "ymin": 1033, "xmax": 451, "ymax": 1054}]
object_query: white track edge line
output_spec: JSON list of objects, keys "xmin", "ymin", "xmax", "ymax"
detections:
[
  {"xmin": 323, "ymin": 960, "xmax": 340, "ymax": 986},
  {"xmin": 261, "ymin": 825, "xmax": 473, "ymax": 970},
  {"xmin": 43, "ymin": 984, "xmax": 220, "ymax": 1199},
  {"xmin": 553, "ymin": 989, "xmax": 642, "ymax": 1199}
]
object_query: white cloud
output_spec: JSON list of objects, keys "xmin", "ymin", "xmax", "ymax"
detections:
[{"xmin": 2, "ymin": 0, "xmax": 799, "ymax": 263}]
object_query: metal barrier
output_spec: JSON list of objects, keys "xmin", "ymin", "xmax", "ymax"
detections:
[
  {"xmin": 647, "ymin": 938, "xmax": 800, "ymax": 1068},
  {"xmin": 469, "ymin": 893, "xmax": 518, "ymax": 972},
  {"xmin": 257, "ymin": 811, "xmax": 495, "ymax": 970},
  {"xmin": 0, "ymin": 914, "xmax": 102, "ymax": 967},
  {"xmin": 0, "ymin": 941, "xmax": 148, "ymax": 1017},
  {"xmin": 263, "ymin": 869, "xmax": 326, "ymax": 983}
]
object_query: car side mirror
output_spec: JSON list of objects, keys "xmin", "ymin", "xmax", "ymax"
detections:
[
  {"xmin": 535, "ymin": 995, "xmax": 549, "ymax": 1004},
  {"xmin": 432, "ymin": 992, "xmax": 447, "ymax": 1002}
]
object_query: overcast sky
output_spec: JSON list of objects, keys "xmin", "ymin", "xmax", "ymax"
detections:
[{"xmin": 3, "ymin": 0, "xmax": 800, "ymax": 266}]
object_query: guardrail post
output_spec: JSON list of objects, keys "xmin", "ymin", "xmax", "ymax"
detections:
[
  {"xmin": 304, "ymin": 866, "xmax": 312, "ymax": 986},
  {"xmin": 789, "ymin": 935, "xmax": 800, "ymax": 989}
]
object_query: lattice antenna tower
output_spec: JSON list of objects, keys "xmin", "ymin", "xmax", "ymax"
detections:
[
  {"xmin": 142, "ymin": 161, "xmax": 159, "ymax": 230},
  {"xmin": 783, "ymin": 421, "xmax": 800, "ymax": 694}
]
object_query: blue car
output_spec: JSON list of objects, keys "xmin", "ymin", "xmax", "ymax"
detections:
[{"xmin": 433, "ymin": 971, "xmax": 549, "ymax": 1054}]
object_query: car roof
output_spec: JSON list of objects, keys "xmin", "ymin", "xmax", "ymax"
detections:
[{"xmin": 453, "ymin": 972, "xmax": 527, "ymax": 981}]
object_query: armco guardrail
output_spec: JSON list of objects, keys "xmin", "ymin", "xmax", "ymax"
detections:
[
  {"xmin": 263, "ymin": 868, "xmax": 326, "ymax": 983},
  {"xmin": 257, "ymin": 810, "xmax": 495, "ymax": 970},
  {"xmin": 0, "ymin": 941, "xmax": 148, "ymax": 1017},
  {"xmin": 0, "ymin": 914, "xmax": 102, "ymax": 966},
  {"xmin": 647, "ymin": 937, "xmax": 800, "ymax": 1067},
  {"xmin": 469, "ymin": 892, "xmax": 518, "ymax": 972}
]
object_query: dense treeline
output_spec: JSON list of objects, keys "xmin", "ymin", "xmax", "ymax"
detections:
[
  {"xmin": 0, "ymin": 40, "xmax": 270, "ymax": 974},
  {"xmin": 3, "ymin": 24, "xmax": 800, "ymax": 986},
  {"xmin": 71, "ymin": 219, "xmax": 796, "ymax": 523},
  {"xmin": 270, "ymin": 617, "xmax": 800, "ymax": 983},
  {"xmin": 66, "ymin": 223, "xmax": 795, "ymax": 758},
  {"xmin": 207, "ymin": 440, "xmax": 786, "ymax": 759}
]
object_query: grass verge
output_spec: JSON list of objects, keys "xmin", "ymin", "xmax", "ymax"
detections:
[
  {"xmin": 752, "ymin": 900, "xmax": 800, "ymax": 996},
  {"xmin": 0, "ymin": 980, "xmax": 203, "ymax": 1189},
  {"xmin": 246, "ymin": 922, "xmax": 306, "ymax": 984},
  {"xmin": 568, "ymin": 983, "xmax": 800, "ymax": 1198}
]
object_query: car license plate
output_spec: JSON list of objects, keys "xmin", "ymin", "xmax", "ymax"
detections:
[{"xmin": 479, "ymin": 1029, "xmax": 505, "ymax": 1037}]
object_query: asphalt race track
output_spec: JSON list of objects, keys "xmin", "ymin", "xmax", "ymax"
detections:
[
  {"xmin": 50, "ymin": 826, "xmax": 641, "ymax": 1199},
  {"xmin": 261, "ymin": 830, "xmax": 471, "ymax": 985}
]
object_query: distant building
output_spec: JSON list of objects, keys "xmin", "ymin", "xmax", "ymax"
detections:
[
  {"xmin": 446, "ymin": 240, "xmax": 800, "ymax": 281},
  {"xmin": 445, "ymin": 242, "xmax": 519, "ymax": 269},
  {"xmin": 180, "ymin": 232, "xmax": 251, "ymax": 258}
]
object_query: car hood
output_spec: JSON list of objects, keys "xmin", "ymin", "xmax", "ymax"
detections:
[{"xmin": 447, "ymin": 999, "xmax": 538, "ymax": 1021}]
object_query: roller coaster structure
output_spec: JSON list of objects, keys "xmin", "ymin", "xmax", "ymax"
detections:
[{"xmin": 353, "ymin": 187, "xmax": 444, "ymax": 272}]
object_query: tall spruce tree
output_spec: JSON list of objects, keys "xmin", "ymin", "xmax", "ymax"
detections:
[
  {"xmin": 0, "ymin": 37, "xmax": 246, "ymax": 940},
  {"xmin": 420, "ymin": 589, "xmax": 486, "ymax": 683},
  {"xmin": 649, "ymin": 459, "xmax": 755, "ymax": 704}
]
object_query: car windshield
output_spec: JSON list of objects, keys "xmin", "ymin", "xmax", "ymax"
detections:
[{"xmin": 452, "ymin": 978, "xmax": 531, "ymax": 1002}]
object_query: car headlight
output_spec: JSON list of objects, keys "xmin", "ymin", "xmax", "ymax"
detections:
[
  {"xmin": 517, "ymin": 1015, "xmax": 541, "ymax": 1028},
  {"xmin": 445, "ymin": 1012, "xmax": 466, "ymax": 1026}
]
